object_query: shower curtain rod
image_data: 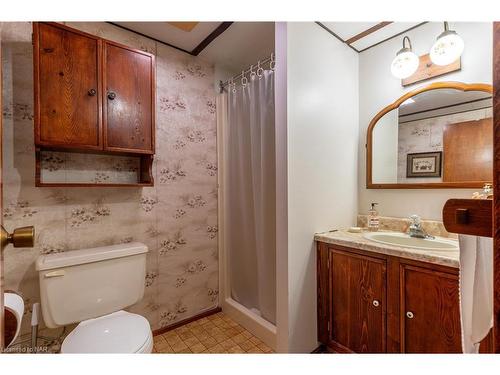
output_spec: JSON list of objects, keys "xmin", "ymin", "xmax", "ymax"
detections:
[{"xmin": 219, "ymin": 53, "xmax": 275, "ymax": 93}]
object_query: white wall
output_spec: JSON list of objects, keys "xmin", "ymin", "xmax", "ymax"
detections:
[
  {"xmin": 274, "ymin": 22, "xmax": 289, "ymax": 353},
  {"xmin": 286, "ymin": 22, "xmax": 359, "ymax": 352},
  {"xmin": 358, "ymin": 22, "xmax": 493, "ymax": 220},
  {"xmin": 372, "ymin": 110, "xmax": 398, "ymax": 183}
]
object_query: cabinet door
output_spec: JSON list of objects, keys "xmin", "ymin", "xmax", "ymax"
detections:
[
  {"xmin": 35, "ymin": 22, "xmax": 102, "ymax": 149},
  {"xmin": 401, "ymin": 265, "xmax": 462, "ymax": 353},
  {"xmin": 103, "ymin": 41, "xmax": 154, "ymax": 153},
  {"xmin": 330, "ymin": 249, "xmax": 386, "ymax": 353}
]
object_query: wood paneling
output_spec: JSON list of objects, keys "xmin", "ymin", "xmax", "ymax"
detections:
[
  {"xmin": 34, "ymin": 22, "xmax": 102, "ymax": 149},
  {"xmin": 103, "ymin": 41, "xmax": 155, "ymax": 154},
  {"xmin": 443, "ymin": 118, "xmax": 493, "ymax": 182},
  {"xmin": 493, "ymin": 21, "xmax": 500, "ymax": 354},
  {"xmin": 442, "ymin": 198, "xmax": 492, "ymax": 238},
  {"xmin": 329, "ymin": 248, "xmax": 386, "ymax": 353},
  {"xmin": 400, "ymin": 265, "xmax": 461, "ymax": 353},
  {"xmin": 402, "ymin": 54, "xmax": 461, "ymax": 87},
  {"xmin": 366, "ymin": 81, "xmax": 493, "ymax": 189}
]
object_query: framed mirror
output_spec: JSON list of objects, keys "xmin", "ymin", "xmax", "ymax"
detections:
[{"xmin": 366, "ymin": 82, "xmax": 493, "ymax": 189}]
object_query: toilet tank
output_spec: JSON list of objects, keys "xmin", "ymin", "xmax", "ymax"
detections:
[{"xmin": 36, "ymin": 242, "xmax": 148, "ymax": 328}]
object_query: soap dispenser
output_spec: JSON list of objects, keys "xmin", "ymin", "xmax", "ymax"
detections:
[{"xmin": 368, "ymin": 203, "xmax": 379, "ymax": 232}]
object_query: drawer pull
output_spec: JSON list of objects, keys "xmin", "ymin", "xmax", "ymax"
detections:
[
  {"xmin": 406, "ymin": 311, "xmax": 414, "ymax": 319},
  {"xmin": 107, "ymin": 92, "xmax": 116, "ymax": 100},
  {"xmin": 372, "ymin": 300, "xmax": 380, "ymax": 307},
  {"xmin": 88, "ymin": 88, "xmax": 97, "ymax": 96}
]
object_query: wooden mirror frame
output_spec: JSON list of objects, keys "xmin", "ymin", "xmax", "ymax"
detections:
[{"xmin": 366, "ymin": 81, "xmax": 493, "ymax": 189}]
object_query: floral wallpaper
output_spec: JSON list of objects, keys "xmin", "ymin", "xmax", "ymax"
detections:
[
  {"xmin": 1, "ymin": 22, "xmax": 219, "ymax": 339},
  {"xmin": 397, "ymin": 107, "xmax": 492, "ymax": 183}
]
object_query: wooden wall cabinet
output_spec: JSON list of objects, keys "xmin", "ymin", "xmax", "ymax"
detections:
[
  {"xmin": 317, "ymin": 242, "xmax": 493, "ymax": 353},
  {"xmin": 33, "ymin": 22, "xmax": 155, "ymax": 186}
]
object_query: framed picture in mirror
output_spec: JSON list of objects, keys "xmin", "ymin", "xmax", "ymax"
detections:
[{"xmin": 406, "ymin": 152, "xmax": 442, "ymax": 178}]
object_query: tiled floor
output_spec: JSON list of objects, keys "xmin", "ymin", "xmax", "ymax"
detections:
[{"xmin": 153, "ymin": 312, "xmax": 274, "ymax": 354}]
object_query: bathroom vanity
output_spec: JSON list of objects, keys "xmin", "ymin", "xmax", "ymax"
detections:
[{"xmin": 315, "ymin": 230, "xmax": 492, "ymax": 353}]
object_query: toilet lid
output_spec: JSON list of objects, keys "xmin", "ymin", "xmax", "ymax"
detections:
[{"xmin": 62, "ymin": 310, "xmax": 151, "ymax": 353}]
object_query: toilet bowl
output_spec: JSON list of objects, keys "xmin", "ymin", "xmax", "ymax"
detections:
[
  {"xmin": 61, "ymin": 310, "xmax": 153, "ymax": 353},
  {"xmin": 36, "ymin": 242, "xmax": 152, "ymax": 353}
]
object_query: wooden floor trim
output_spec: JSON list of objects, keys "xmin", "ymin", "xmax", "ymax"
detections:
[{"xmin": 152, "ymin": 307, "xmax": 222, "ymax": 336}]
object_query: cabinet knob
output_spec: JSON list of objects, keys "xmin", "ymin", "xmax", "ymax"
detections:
[
  {"xmin": 372, "ymin": 300, "xmax": 380, "ymax": 307},
  {"xmin": 107, "ymin": 92, "xmax": 116, "ymax": 100},
  {"xmin": 406, "ymin": 311, "xmax": 414, "ymax": 319},
  {"xmin": 88, "ymin": 88, "xmax": 97, "ymax": 96}
]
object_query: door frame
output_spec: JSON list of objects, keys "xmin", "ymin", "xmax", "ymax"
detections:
[
  {"xmin": 0, "ymin": 21, "xmax": 5, "ymax": 352},
  {"xmin": 493, "ymin": 22, "xmax": 500, "ymax": 353}
]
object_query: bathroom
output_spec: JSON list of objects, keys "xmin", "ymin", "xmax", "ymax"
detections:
[{"xmin": 1, "ymin": 0, "xmax": 500, "ymax": 372}]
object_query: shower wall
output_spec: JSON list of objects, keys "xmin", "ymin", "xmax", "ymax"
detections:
[{"xmin": 1, "ymin": 22, "xmax": 218, "ymax": 337}]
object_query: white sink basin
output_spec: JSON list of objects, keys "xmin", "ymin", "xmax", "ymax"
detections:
[{"xmin": 363, "ymin": 231, "xmax": 459, "ymax": 251}]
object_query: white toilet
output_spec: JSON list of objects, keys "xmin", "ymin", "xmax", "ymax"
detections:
[{"xmin": 36, "ymin": 242, "xmax": 153, "ymax": 353}]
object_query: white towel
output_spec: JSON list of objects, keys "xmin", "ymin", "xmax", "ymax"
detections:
[{"xmin": 458, "ymin": 234, "xmax": 493, "ymax": 353}]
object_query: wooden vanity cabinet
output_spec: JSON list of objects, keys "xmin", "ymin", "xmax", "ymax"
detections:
[{"xmin": 317, "ymin": 242, "xmax": 493, "ymax": 353}]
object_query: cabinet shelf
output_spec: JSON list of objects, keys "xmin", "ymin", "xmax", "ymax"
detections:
[{"xmin": 35, "ymin": 147, "xmax": 154, "ymax": 187}]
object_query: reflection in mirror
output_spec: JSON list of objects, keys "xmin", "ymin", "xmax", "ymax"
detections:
[{"xmin": 371, "ymin": 87, "xmax": 492, "ymax": 185}]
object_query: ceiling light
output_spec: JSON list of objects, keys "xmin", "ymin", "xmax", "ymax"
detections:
[
  {"xmin": 391, "ymin": 36, "xmax": 419, "ymax": 79},
  {"xmin": 430, "ymin": 22, "xmax": 464, "ymax": 66}
]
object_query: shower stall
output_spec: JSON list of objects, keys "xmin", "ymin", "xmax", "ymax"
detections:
[{"xmin": 217, "ymin": 55, "xmax": 277, "ymax": 348}]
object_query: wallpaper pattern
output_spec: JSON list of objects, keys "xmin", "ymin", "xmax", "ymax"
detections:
[
  {"xmin": 1, "ymin": 22, "xmax": 219, "ymax": 338},
  {"xmin": 397, "ymin": 107, "xmax": 492, "ymax": 183}
]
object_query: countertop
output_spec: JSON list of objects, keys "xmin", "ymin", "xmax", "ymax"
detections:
[{"xmin": 314, "ymin": 229, "xmax": 459, "ymax": 268}]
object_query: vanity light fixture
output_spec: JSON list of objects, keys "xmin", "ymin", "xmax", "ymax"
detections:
[
  {"xmin": 430, "ymin": 22, "xmax": 464, "ymax": 66},
  {"xmin": 391, "ymin": 36, "xmax": 419, "ymax": 79}
]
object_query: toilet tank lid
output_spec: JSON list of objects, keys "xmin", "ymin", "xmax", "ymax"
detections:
[{"xmin": 36, "ymin": 242, "xmax": 148, "ymax": 271}]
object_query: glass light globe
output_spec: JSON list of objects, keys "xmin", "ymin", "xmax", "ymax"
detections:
[
  {"xmin": 430, "ymin": 31, "xmax": 464, "ymax": 66},
  {"xmin": 391, "ymin": 49, "xmax": 419, "ymax": 79}
]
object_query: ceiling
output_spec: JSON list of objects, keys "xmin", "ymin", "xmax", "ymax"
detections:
[
  {"xmin": 109, "ymin": 22, "xmax": 431, "ymax": 73},
  {"xmin": 398, "ymin": 90, "xmax": 492, "ymax": 122},
  {"xmin": 318, "ymin": 22, "xmax": 426, "ymax": 52},
  {"xmin": 198, "ymin": 22, "xmax": 274, "ymax": 74},
  {"xmin": 110, "ymin": 22, "xmax": 274, "ymax": 73},
  {"xmin": 111, "ymin": 21, "xmax": 232, "ymax": 55}
]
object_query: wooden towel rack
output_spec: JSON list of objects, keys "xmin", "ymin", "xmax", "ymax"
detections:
[{"xmin": 442, "ymin": 198, "xmax": 493, "ymax": 238}]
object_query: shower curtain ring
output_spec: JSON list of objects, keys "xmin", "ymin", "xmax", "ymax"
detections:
[
  {"xmin": 241, "ymin": 72, "xmax": 248, "ymax": 87},
  {"xmin": 256, "ymin": 61, "xmax": 263, "ymax": 78},
  {"xmin": 249, "ymin": 64, "xmax": 256, "ymax": 79},
  {"xmin": 270, "ymin": 53, "xmax": 275, "ymax": 71}
]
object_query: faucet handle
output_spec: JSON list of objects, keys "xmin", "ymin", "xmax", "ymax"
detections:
[{"xmin": 409, "ymin": 214, "xmax": 421, "ymax": 225}]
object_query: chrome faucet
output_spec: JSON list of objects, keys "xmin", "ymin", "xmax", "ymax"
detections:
[{"xmin": 408, "ymin": 215, "xmax": 434, "ymax": 239}]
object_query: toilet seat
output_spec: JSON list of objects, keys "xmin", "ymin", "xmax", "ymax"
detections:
[{"xmin": 61, "ymin": 310, "xmax": 152, "ymax": 353}]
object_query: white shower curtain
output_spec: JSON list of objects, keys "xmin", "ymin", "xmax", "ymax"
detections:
[{"xmin": 219, "ymin": 70, "xmax": 276, "ymax": 325}]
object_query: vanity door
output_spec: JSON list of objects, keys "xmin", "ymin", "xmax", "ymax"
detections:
[
  {"xmin": 329, "ymin": 248, "xmax": 387, "ymax": 353},
  {"xmin": 400, "ymin": 264, "xmax": 462, "ymax": 353}
]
